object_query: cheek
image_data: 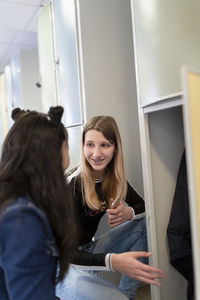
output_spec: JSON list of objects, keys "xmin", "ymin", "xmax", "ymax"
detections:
[
  {"xmin": 63, "ymin": 152, "xmax": 70, "ymax": 170},
  {"xmin": 83, "ymin": 146, "xmax": 89, "ymax": 160},
  {"xmin": 66, "ymin": 152, "xmax": 70, "ymax": 164},
  {"xmin": 107, "ymin": 149, "xmax": 115, "ymax": 162},
  {"xmin": 61, "ymin": 141, "xmax": 70, "ymax": 170}
]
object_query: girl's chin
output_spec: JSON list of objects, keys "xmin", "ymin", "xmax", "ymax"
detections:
[
  {"xmin": 92, "ymin": 165, "xmax": 104, "ymax": 171},
  {"xmin": 90, "ymin": 164, "xmax": 105, "ymax": 174}
]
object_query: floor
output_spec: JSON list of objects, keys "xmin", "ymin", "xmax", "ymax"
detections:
[
  {"xmin": 135, "ymin": 285, "xmax": 151, "ymax": 300},
  {"xmin": 100, "ymin": 271, "xmax": 151, "ymax": 300}
]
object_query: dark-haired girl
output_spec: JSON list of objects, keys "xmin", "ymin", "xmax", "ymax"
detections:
[
  {"xmin": 0, "ymin": 107, "xmax": 76, "ymax": 300},
  {"xmin": 56, "ymin": 116, "xmax": 164, "ymax": 300}
]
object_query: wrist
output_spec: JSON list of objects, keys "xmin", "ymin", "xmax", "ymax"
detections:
[
  {"xmin": 126, "ymin": 207, "xmax": 133, "ymax": 220},
  {"xmin": 111, "ymin": 253, "xmax": 121, "ymax": 272},
  {"xmin": 105, "ymin": 253, "xmax": 115, "ymax": 271},
  {"xmin": 129, "ymin": 207, "xmax": 135, "ymax": 220}
]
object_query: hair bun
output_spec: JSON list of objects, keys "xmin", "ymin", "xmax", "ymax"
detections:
[
  {"xmin": 11, "ymin": 108, "xmax": 25, "ymax": 121},
  {"xmin": 48, "ymin": 106, "xmax": 64, "ymax": 125}
]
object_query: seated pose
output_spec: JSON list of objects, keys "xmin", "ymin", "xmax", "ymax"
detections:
[
  {"xmin": 0, "ymin": 107, "xmax": 76, "ymax": 300},
  {"xmin": 56, "ymin": 116, "xmax": 163, "ymax": 300}
]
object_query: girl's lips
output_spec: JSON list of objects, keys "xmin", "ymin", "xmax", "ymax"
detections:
[{"xmin": 91, "ymin": 158, "xmax": 104, "ymax": 164}]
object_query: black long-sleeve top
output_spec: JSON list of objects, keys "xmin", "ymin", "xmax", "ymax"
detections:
[{"xmin": 69, "ymin": 176, "xmax": 145, "ymax": 269}]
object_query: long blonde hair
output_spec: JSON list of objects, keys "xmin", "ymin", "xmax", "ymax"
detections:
[{"xmin": 79, "ymin": 116, "xmax": 127, "ymax": 210}]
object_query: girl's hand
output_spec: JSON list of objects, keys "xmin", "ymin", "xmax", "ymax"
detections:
[
  {"xmin": 112, "ymin": 252, "xmax": 164, "ymax": 286},
  {"xmin": 107, "ymin": 199, "xmax": 132, "ymax": 227}
]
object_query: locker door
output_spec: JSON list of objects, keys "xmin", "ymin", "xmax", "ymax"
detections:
[
  {"xmin": 4, "ymin": 65, "xmax": 14, "ymax": 129},
  {"xmin": 52, "ymin": 0, "xmax": 83, "ymax": 127},
  {"xmin": 37, "ymin": 3, "xmax": 58, "ymax": 113},
  {"xmin": 10, "ymin": 54, "xmax": 22, "ymax": 109},
  {"xmin": 0, "ymin": 74, "xmax": 8, "ymax": 141},
  {"xmin": 66, "ymin": 126, "xmax": 82, "ymax": 170}
]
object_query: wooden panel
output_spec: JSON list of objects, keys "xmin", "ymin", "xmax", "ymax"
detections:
[{"xmin": 182, "ymin": 68, "xmax": 200, "ymax": 299}]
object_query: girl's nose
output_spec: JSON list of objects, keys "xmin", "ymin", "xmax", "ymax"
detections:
[{"xmin": 93, "ymin": 147, "xmax": 101, "ymax": 157}]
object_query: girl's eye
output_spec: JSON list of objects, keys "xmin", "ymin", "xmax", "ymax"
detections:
[
  {"xmin": 86, "ymin": 143, "xmax": 94, "ymax": 147},
  {"xmin": 102, "ymin": 143, "xmax": 110, "ymax": 148}
]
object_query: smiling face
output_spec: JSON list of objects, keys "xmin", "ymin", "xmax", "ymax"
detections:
[{"xmin": 83, "ymin": 129, "xmax": 115, "ymax": 178}]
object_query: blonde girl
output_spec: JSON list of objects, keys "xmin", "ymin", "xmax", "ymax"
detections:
[{"xmin": 56, "ymin": 116, "xmax": 163, "ymax": 300}]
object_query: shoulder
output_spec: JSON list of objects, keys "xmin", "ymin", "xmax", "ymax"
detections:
[
  {"xmin": 1, "ymin": 197, "xmax": 45, "ymax": 220},
  {"xmin": 66, "ymin": 167, "xmax": 82, "ymax": 197},
  {"xmin": 0, "ymin": 197, "xmax": 52, "ymax": 239},
  {"xmin": 0, "ymin": 198, "xmax": 58, "ymax": 279},
  {"xmin": 66, "ymin": 166, "xmax": 81, "ymax": 183}
]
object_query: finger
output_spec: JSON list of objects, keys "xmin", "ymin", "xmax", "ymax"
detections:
[
  {"xmin": 107, "ymin": 214, "xmax": 121, "ymax": 223},
  {"xmin": 108, "ymin": 214, "xmax": 121, "ymax": 222},
  {"xmin": 131, "ymin": 251, "xmax": 152, "ymax": 258},
  {"xmin": 108, "ymin": 199, "xmax": 114, "ymax": 209},
  {"xmin": 108, "ymin": 216, "xmax": 122, "ymax": 223},
  {"xmin": 135, "ymin": 275, "xmax": 162, "ymax": 286},
  {"xmin": 127, "ymin": 267, "xmax": 164, "ymax": 284},
  {"xmin": 137, "ymin": 266, "xmax": 164, "ymax": 278},
  {"xmin": 108, "ymin": 218, "xmax": 122, "ymax": 226},
  {"xmin": 133, "ymin": 258, "xmax": 164, "ymax": 276},
  {"xmin": 142, "ymin": 265, "xmax": 164, "ymax": 277},
  {"xmin": 109, "ymin": 223, "xmax": 120, "ymax": 227},
  {"xmin": 108, "ymin": 219, "xmax": 121, "ymax": 226},
  {"xmin": 107, "ymin": 209, "xmax": 119, "ymax": 215},
  {"xmin": 136, "ymin": 259, "xmax": 163, "ymax": 274}
]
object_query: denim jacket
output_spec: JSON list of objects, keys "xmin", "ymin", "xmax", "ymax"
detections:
[{"xmin": 0, "ymin": 197, "xmax": 58, "ymax": 300}]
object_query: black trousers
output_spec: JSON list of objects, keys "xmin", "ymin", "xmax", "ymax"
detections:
[{"xmin": 171, "ymin": 255, "xmax": 194, "ymax": 300}]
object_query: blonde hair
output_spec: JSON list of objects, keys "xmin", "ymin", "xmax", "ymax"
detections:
[{"xmin": 79, "ymin": 116, "xmax": 127, "ymax": 210}]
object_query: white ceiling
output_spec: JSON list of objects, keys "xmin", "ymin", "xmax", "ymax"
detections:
[{"xmin": 0, "ymin": 0, "xmax": 48, "ymax": 74}]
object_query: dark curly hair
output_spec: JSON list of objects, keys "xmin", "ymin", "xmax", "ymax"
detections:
[{"xmin": 0, "ymin": 106, "xmax": 76, "ymax": 282}]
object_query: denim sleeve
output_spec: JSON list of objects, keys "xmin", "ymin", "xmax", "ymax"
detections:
[{"xmin": 0, "ymin": 206, "xmax": 57, "ymax": 300}]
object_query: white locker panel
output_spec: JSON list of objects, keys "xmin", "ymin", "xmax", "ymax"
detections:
[
  {"xmin": 19, "ymin": 49, "xmax": 42, "ymax": 111},
  {"xmin": 52, "ymin": 0, "xmax": 83, "ymax": 127},
  {"xmin": 4, "ymin": 65, "xmax": 14, "ymax": 129},
  {"xmin": 0, "ymin": 97, "xmax": 3, "ymax": 150},
  {"xmin": 10, "ymin": 54, "xmax": 22, "ymax": 109},
  {"xmin": 0, "ymin": 74, "xmax": 8, "ymax": 142},
  {"xmin": 37, "ymin": 3, "xmax": 58, "ymax": 113},
  {"xmin": 148, "ymin": 107, "xmax": 187, "ymax": 300},
  {"xmin": 132, "ymin": 0, "xmax": 200, "ymax": 104},
  {"xmin": 66, "ymin": 125, "xmax": 82, "ymax": 170}
]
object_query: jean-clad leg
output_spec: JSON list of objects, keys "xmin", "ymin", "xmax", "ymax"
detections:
[
  {"xmin": 87, "ymin": 217, "xmax": 148, "ymax": 299},
  {"xmin": 56, "ymin": 265, "xmax": 128, "ymax": 300}
]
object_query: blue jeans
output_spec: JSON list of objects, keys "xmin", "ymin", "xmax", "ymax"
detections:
[
  {"xmin": 56, "ymin": 265, "xmax": 128, "ymax": 300},
  {"xmin": 56, "ymin": 217, "xmax": 147, "ymax": 300}
]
